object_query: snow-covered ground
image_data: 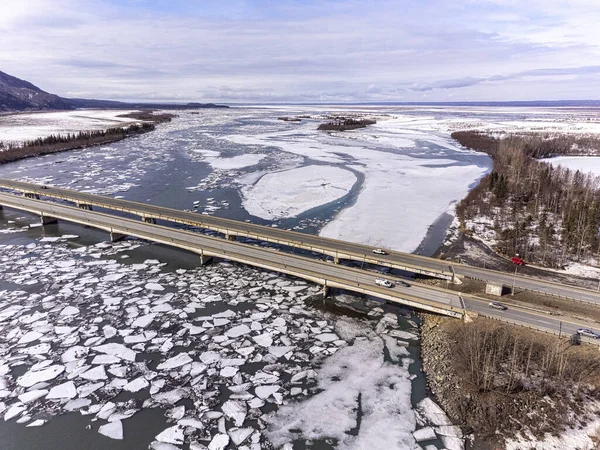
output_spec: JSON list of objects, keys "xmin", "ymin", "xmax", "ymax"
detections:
[
  {"xmin": 0, "ymin": 110, "xmax": 141, "ymax": 145},
  {"xmin": 506, "ymin": 401, "xmax": 600, "ymax": 450},
  {"xmin": 546, "ymin": 156, "xmax": 600, "ymax": 177},
  {"xmin": 241, "ymin": 165, "xmax": 357, "ymax": 220}
]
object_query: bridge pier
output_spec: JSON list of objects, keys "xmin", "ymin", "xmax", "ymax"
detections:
[
  {"xmin": 110, "ymin": 231, "xmax": 126, "ymax": 242},
  {"xmin": 40, "ymin": 215, "xmax": 58, "ymax": 225},
  {"xmin": 322, "ymin": 284, "xmax": 330, "ymax": 298},
  {"xmin": 25, "ymin": 192, "xmax": 40, "ymax": 200},
  {"xmin": 199, "ymin": 250, "xmax": 213, "ymax": 266},
  {"xmin": 225, "ymin": 233, "xmax": 237, "ymax": 241},
  {"xmin": 77, "ymin": 203, "xmax": 93, "ymax": 211},
  {"xmin": 333, "ymin": 256, "xmax": 340, "ymax": 264},
  {"xmin": 142, "ymin": 217, "xmax": 157, "ymax": 224}
]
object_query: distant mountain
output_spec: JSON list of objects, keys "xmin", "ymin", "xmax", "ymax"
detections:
[
  {"xmin": 0, "ymin": 71, "xmax": 74, "ymax": 111},
  {"xmin": 0, "ymin": 70, "xmax": 228, "ymax": 112}
]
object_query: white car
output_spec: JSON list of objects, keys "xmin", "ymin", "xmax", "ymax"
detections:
[
  {"xmin": 372, "ymin": 249, "xmax": 388, "ymax": 255},
  {"xmin": 577, "ymin": 328, "xmax": 600, "ymax": 339},
  {"xmin": 489, "ymin": 301, "xmax": 507, "ymax": 311},
  {"xmin": 375, "ymin": 278, "xmax": 393, "ymax": 288}
]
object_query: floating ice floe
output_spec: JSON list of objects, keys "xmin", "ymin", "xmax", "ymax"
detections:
[{"xmin": 0, "ymin": 230, "xmax": 450, "ymax": 448}]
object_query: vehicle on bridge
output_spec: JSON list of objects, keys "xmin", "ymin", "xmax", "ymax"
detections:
[
  {"xmin": 489, "ymin": 301, "xmax": 508, "ymax": 310},
  {"xmin": 373, "ymin": 248, "xmax": 388, "ymax": 255},
  {"xmin": 511, "ymin": 256, "xmax": 525, "ymax": 265},
  {"xmin": 398, "ymin": 280, "xmax": 411, "ymax": 288},
  {"xmin": 577, "ymin": 328, "xmax": 600, "ymax": 339},
  {"xmin": 375, "ymin": 278, "xmax": 394, "ymax": 288}
]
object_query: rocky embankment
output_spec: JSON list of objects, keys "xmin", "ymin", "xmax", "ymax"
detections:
[{"xmin": 419, "ymin": 314, "xmax": 467, "ymax": 430}]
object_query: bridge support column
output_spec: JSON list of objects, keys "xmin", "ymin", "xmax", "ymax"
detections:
[
  {"xmin": 40, "ymin": 215, "xmax": 57, "ymax": 225},
  {"xmin": 142, "ymin": 217, "xmax": 157, "ymax": 224},
  {"xmin": 225, "ymin": 233, "xmax": 237, "ymax": 241},
  {"xmin": 25, "ymin": 192, "xmax": 40, "ymax": 199},
  {"xmin": 333, "ymin": 256, "xmax": 340, "ymax": 264},
  {"xmin": 110, "ymin": 231, "xmax": 126, "ymax": 242},
  {"xmin": 77, "ymin": 203, "xmax": 93, "ymax": 210},
  {"xmin": 199, "ymin": 250, "xmax": 213, "ymax": 266},
  {"xmin": 322, "ymin": 284, "xmax": 329, "ymax": 298},
  {"xmin": 0, "ymin": 205, "xmax": 3, "ymax": 210},
  {"xmin": 449, "ymin": 265, "xmax": 462, "ymax": 284}
]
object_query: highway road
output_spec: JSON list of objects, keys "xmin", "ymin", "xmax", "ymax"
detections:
[
  {"xmin": 1, "ymin": 179, "xmax": 600, "ymax": 306},
  {"xmin": 1, "ymin": 192, "xmax": 599, "ymax": 345}
]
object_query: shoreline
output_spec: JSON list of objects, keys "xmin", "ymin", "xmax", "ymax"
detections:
[{"xmin": 0, "ymin": 110, "xmax": 174, "ymax": 166}]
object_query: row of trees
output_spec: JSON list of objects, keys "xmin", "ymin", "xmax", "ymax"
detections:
[
  {"xmin": 453, "ymin": 131, "xmax": 600, "ymax": 267},
  {"xmin": 0, "ymin": 123, "xmax": 154, "ymax": 164},
  {"xmin": 449, "ymin": 319, "xmax": 600, "ymax": 438},
  {"xmin": 318, "ymin": 118, "xmax": 376, "ymax": 131}
]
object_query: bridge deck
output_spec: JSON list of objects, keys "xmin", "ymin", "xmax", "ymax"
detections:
[
  {"xmin": 2, "ymin": 178, "xmax": 600, "ymax": 305},
  {"xmin": 0, "ymin": 192, "xmax": 463, "ymax": 318}
]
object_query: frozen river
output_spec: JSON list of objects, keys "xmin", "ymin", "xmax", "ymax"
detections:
[{"xmin": 0, "ymin": 106, "xmax": 495, "ymax": 449}]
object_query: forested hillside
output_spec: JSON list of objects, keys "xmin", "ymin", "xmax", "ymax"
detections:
[{"xmin": 453, "ymin": 131, "xmax": 600, "ymax": 268}]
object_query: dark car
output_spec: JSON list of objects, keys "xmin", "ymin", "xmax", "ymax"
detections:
[
  {"xmin": 398, "ymin": 280, "xmax": 411, "ymax": 288},
  {"xmin": 489, "ymin": 301, "xmax": 508, "ymax": 310}
]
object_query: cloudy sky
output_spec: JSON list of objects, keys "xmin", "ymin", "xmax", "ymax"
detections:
[{"xmin": 1, "ymin": 0, "xmax": 600, "ymax": 103}]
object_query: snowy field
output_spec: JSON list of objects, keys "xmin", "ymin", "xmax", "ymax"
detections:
[
  {"xmin": 546, "ymin": 156, "xmax": 600, "ymax": 177},
  {"xmin": 0, "ymin": 110, "xmax": 142, "ymax": 145},
  {"xmin": 0, "ymin": 224, "xmax": 455, "ymax": 449},
  {"xmin": 241, "ymin": 165, "xmax": 357, "ymax": 220}
]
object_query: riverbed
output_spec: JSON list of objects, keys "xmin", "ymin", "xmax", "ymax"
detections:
[{"xmin": 0, "ymin": 106, "xmax": 496, "ymax": 449}]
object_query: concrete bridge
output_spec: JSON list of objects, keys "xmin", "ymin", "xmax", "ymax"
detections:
[
  {"xmin": 3, "ymin": 188, "xmax": 600, "ymax": 344},
  {"xmin": 0, "ymin": 192, "xmax": 464, "ymax": 319},
  {"xmin": 2, "ymin": 179, "xmax": 600, "ymax": 306}
]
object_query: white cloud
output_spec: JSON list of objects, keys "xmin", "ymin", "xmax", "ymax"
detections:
[{"xmin": 1, "ymin": 0, "xmax": 599, "ymax": 102}]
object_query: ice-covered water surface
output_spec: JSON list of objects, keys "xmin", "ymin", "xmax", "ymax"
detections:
[
  {"xmin": 0, "ymin": 107, "xmax": 493, "ymax": 251},
  {"xmin": 241, "ymin": 165, "xmax": 358, "ymax": 220},
  {"xmin": 0, "ymin": 219, "xmax": 452, "ymax": 449},
  {"xmin": 224, "ymin": 115, "xmax": 490, "ymax": 251}
]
